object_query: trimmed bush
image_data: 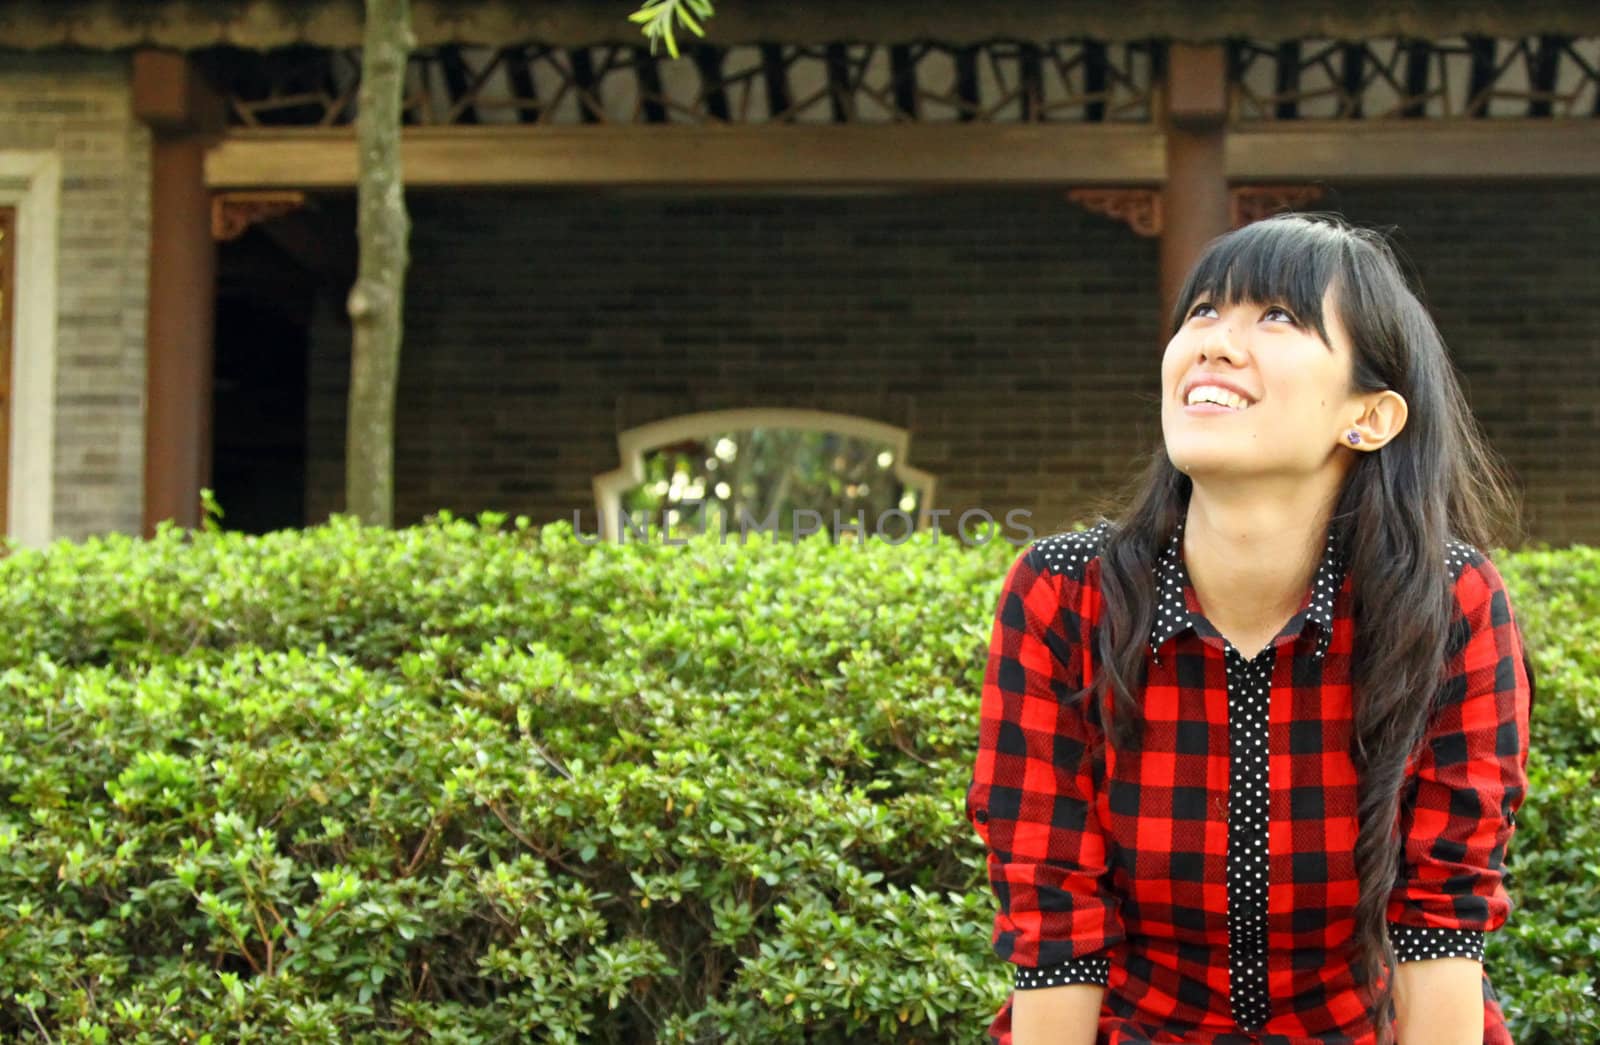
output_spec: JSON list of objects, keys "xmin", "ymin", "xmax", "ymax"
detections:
[{"xmin": 0, "ymin": 514, "xmax": 1593, "ymax": 1042}]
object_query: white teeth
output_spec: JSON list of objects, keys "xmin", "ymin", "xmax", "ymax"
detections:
[{"xmin": 1186, "ymin": 385, "xmax": 1251, "ymax": 409}]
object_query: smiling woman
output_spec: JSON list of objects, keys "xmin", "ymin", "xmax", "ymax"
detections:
[
  {"xmin": 1162, "ymin": 274, "xmax": 1408, "ymax": 528},
  {"xmin": 966, "ymin": 213, "xmax": 1533, "ymax": 1045}
]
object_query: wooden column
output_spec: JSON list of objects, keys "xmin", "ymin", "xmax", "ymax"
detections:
[
  {"xmin": 135, "ymin": 50, "xmax": 223, "ymax": 536},
  {"xmin": 1159, "ymin": 43, "xmax": 1231, "ymax": 332}
]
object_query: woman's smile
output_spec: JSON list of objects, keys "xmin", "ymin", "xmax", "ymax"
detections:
[{"xmin": 1183, "ymin": 401, "xmax": 1252, "ymax": 416}]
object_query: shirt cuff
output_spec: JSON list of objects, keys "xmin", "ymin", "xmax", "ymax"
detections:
[
  {"xmin": 1014, "ymin": 956, "xmax": 1110, "ymax": 990},
  {"xmin": 1389, "ymin": 925, "xmax": 1485, "ymax": 963}
]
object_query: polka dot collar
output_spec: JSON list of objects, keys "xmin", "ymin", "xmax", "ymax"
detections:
[{"xmin": 1149, "ymin": 513, "xmax": 1349, "ymax": 662}]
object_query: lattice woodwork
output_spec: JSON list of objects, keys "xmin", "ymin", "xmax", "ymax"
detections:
[
  {"xmin": 193, "ymin": 39, "xmax": 1159, "ymax": 127},
  {"xmin": 1231, "ymin": 35, "xmax": 1600, "ymax": 119},
  {"xmin": 196, "ymin": 35, "xmax": 1600, "ymax": 129}
]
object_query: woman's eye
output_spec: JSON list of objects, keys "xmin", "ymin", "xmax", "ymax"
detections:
[{"xmin": 1187, "ymin": 301, "xmax": 1296, "ymax": 324}]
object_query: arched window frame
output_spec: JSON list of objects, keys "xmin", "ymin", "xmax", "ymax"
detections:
[{"xmin": 591, "ymin": 408, "xmax": 937, "ymax": 544}]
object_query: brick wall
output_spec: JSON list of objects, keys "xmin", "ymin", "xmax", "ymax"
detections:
[
  {"xmin": 305, "ymin": 189, "xmax": 1164, "ymax": 541},
  {"xmin": 0, "ymin": 52, "xmax": 149, "ymax": 542},
  {"xmin": 303, "ymin": 184, "xmax": 1597, "ymax": 547},
  {"xmin": 1314, "ymin": 181, "xmax": 1600, "ymax": 547}
]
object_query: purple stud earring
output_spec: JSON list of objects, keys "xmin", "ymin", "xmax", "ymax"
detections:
[{"xmin": 1346, "ymin": 429, "xmax": 1362, "ymax": 446}]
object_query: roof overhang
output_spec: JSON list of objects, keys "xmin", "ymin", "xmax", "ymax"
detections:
[{"xmin": 3, "ymin": 0, "xmax": 1600, "ymax": 51}]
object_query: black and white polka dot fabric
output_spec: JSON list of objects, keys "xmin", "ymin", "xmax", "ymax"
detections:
[
  {"xmin": 1013, "ymin": 956, "xmax": 1110, "ymax": 991},
  {"xmin": 1150, "ymin": 515, "xmax": 1343, "ymax": 667},
  {"xmin": 1389, "ymin": 925, "xmax": 1486, "ymax": 963},
  {"xmin": 1222, "ymin": 645, "xmax": 1273, "ymax": 1028},
  {"xmin": 1156, "ymin": 515, "xmax": 1345, "ymax": 1031}
]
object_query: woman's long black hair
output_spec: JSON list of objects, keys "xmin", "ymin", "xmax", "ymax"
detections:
[{"xmin": 1074, "ymin": 212, "xmax": 1528, "ymax": 1043}]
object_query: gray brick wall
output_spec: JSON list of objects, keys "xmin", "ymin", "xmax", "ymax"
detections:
[
  {"xmin": 1316, "ymin": 182, "xmax": 1600, "ymax": 548},
  {"xmin": 304, "ymin": 184, "xmax": 1598, "ymax": 547},
  {"xmin": 305, "ymin": 189, "xmax": 1164, "ymax": 540},
  {"xmin": 0, "ymin": 52, "xmax": 149, "ymax": 541}
]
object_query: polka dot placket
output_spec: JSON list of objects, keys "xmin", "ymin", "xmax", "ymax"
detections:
[{"xmin": 1225, "ymin": 642, "xmax": 1274, "ymax": 1031}]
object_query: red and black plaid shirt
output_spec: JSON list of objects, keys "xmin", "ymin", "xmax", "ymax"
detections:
[{"xmin": 966, "ymin": 517, "xmax": 1532, "ymax": 1044}]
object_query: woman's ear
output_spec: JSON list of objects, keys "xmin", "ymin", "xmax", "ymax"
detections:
[{"xmin": 1345, "ymin": 390, "xmax": 1408, "ymax": 450}]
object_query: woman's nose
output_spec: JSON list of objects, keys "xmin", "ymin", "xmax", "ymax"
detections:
[{"xmin": 1199, "ymin": 328, "xmax": 1244, "ymax": 363}]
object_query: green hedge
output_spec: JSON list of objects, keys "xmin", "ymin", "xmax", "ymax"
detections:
[{"xmin": 0, "ymin": 514, "xmax": 1593, "ymax": 1042}]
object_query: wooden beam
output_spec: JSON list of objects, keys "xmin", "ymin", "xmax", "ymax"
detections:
[
  {"xmin": 207, "ymin": 120, "xmax": 1600, "ymax": 191},
  {"xmin": 205, "ymin": 124, "xmax": 1168, "ymax": 189},
  {"xmin": 1226, "ymin": 120, "xmax": 1600, "ymax": 180}
]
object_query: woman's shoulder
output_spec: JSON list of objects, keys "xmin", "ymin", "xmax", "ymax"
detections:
[
  {"xmin": 1025, "ymin": 519, "xmax": 1117, "ymax": 581},
  {"xmin": 1439, "ymin": 536, "xmax": 1525, "ymax": 660},
  {"xmin": 1443, "ymin": 537, "xmax": 1514, "ymax": 613},
  {"xmin": 1444, "ymin": 535, "xmax": 1491, "ymax": 582}
]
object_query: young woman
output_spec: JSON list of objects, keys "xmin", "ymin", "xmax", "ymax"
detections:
[{"xmin": 966, "ymin": 213, "xmax": 1535, "ymax": 1045}]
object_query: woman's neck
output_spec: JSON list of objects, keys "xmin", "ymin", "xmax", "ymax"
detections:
[{"xmin": 1180, "ymin": 483, "xmax": 1339, "ymax": 648}]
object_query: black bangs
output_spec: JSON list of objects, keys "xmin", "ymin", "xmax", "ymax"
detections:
[{"xmin": 1168, "ymin": 216, "xmax": 1350, "ymax": 348}]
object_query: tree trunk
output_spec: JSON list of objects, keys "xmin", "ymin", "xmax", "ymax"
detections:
[{"xmin": 345, "ymin": 0, "xmax": 412, "ymax": 526}]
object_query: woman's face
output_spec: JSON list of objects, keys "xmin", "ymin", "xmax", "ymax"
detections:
[{"xmin": 1160, "ymin": 283, "xmax": 1362, "ymax": 482}]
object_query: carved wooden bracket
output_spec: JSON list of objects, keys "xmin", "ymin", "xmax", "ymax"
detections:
[
  {"xmin": 210, "ymin": 190, "xmax": 308, "ymax": 241},
  {"xmin": 1230, "ymin": 184, "xmax": 1327, "ymax": 227},
  {"xmin": 1067, "ymin": 184, "xmax": 1328, "ymax": 237},
  {"xmin": 1066, "ymin": 188, "xmax": 1163, "ymax": 237}
]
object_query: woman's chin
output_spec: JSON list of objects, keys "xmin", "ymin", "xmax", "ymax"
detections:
[{"xmin": 1165, "ymin": 447, "xmax": 1243, "ymax": 476}]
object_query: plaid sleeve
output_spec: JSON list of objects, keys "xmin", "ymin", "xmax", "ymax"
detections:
[
  {"xmin": 1388, "ymin": 549, "xmax": 1532, "ymax": 964},
  {"xmin": 966, "ymin": 540, "xmax": 1122, "ymax": 988}
]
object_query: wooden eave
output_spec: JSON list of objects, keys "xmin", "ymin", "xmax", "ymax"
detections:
[{"xmin": 2, "ymin": 0, "xmax": 1600, "ymax": 51}]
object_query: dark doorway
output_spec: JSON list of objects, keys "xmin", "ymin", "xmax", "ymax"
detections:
[
  {"xmin": 211, "ymin": 288, "xmax": 308, "ymax": 533},
  {"xmin": 212, "ymin": 219, "xmax": 319, "ymax": 534}
]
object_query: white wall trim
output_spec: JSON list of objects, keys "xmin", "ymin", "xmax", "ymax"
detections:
[
  {"xmin": 0, "ymin": 150, "xmax": 61, "ymax": 549},
  {"xmin": 592, "ymin": 407, "xmax": 938, "ymax": 543}
]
